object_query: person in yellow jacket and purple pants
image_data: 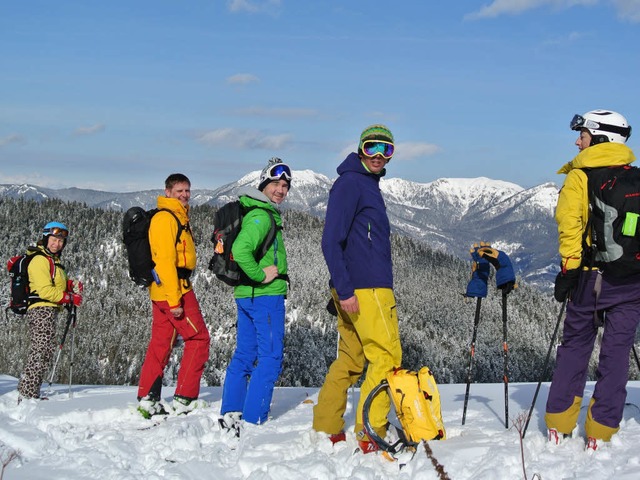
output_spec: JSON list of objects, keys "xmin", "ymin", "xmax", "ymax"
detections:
[
  {"xmin": 546, "ymin": 110, "xmax": 640, "ymax": 451},
  {"xmin": 313, "ymin": 125, "xmax": 402, "ymax": 453}
]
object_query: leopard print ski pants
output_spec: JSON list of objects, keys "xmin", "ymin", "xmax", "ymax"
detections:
[{"xmin": 18, "ymin": 307, "xmax": 59, "ymax": 399}]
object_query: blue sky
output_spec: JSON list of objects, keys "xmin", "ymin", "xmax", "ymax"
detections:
[{"xmin": 2, "ymin": 0, "xmax": 640, "ymax": 192}]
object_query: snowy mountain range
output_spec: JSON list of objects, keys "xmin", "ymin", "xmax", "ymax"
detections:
[{"xmin": 0, "ymin": 171, "xmax": 560, "ymax": 289}]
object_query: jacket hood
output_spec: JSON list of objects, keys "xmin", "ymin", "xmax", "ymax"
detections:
[
  {"xmin": 337, "ymin": 152, "xmax": 387, "ymax": 178},
  {"xmin": 237, "ymin": 185, "xmax": 280, "ymax": 215},
  {"xmin": 557, "ymin": 142, "xmax": 636, "ymax": 174},
  {"xmin": 237, "ymin": 185, "xmax": 272, "ymax": 204}
]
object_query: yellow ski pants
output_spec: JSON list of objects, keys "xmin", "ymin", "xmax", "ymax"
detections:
[{"xmin": 312, "ymin": 288, "xmax": 402, "ymax": 436}]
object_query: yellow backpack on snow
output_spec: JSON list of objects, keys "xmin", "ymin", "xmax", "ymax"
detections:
[{"xmin": 363, "ymin": 366, "xmax": 446, "ymax": 454}]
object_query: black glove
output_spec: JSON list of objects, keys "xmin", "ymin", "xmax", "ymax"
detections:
[
  {"xmin": 554, "ymin": 269, "xmax": 580, "ymax": 302},
  {"xmin": 499, "ymin": 281, "xmax": 515, "ymax": 295},
  {"xmin": 326, "ymin": 297, "xmax": 338, "ymax": 317}
]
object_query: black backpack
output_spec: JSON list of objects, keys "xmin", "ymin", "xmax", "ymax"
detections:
[
  {"xmin": 6, "ymin": 249, "xmax": 55, "ymax": 317},
  {"xmin": 582, "ymin": 165, "xmax": 640, "ymax": 277},
  {"xmin": 208, "ymin": 201, "xmax": 279, "ymax": 286},
  {"xmin": 122, "ymin": 207, "xmax": 185, "ymax": 287}
]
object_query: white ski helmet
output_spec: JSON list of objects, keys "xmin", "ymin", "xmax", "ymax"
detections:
[{"xmin": 570, "ymin": 109, "xmax": 632, "ymax": 145}]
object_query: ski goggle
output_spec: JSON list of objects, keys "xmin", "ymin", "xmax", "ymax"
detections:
[
  {"xmin": 44, "ymin": 227, "xmax": 69, "ymax": 239},
  {"xmin": 362, "ymin": 140, "xmax": 395, "ymax": 159},
  {"xmin": 570, "ymin": 114, "xmax": 600, "ymax": 131},
  {"xmin": 570, "ymin": 114, "xmax": 632, "ymax": 138},
  {"xmin": 265, "ymin": 163, "xmax": 292, "ymax": 182}
]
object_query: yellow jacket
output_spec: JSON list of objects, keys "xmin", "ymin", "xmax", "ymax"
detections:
[
  {"xmin": 148, "ymin": 196, "xmax": 196, "ymax": 308},
  {"xmin": 556, "ymin": 142, "xmax": 636, "ymax": 270},
  {"xmin": 27, "ymin": 245, "xmax": 67, "ymax": 309}
]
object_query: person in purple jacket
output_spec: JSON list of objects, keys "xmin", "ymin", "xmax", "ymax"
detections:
[{"xmin": 312, "ymin": 124, "xmax": 402, "ymax": 453}]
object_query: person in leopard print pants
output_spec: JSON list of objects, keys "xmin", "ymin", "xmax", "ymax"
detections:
[{"xmin": 17, "ymin": 222, "xmax": 83, "ymax": 400}]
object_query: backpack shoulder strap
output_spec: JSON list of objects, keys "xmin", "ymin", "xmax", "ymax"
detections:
[
  {"xmin": 243, "ymin": 206, "xmax": 280, "ymax": 261},
  {"xmin": 157, "ymin": 208, "xmax": 187, "ymax": 246},
  {"xmin": 259, "ymin": 210, "xmax": 279, "ymax": 259},
  {"xmin": 29, "ymin": 250, "xmax": 56, "ymax": 281},
  {"xmin": 579, "ymin": 167, "xmax": 597, "ymax": 270}
]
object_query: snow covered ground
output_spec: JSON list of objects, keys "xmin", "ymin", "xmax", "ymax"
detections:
[{"xmin": 1, "ymin": 374, "xmax": 639, "ymax": 479}]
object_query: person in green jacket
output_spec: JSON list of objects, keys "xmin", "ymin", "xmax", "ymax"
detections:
[{"xmin": 219, "ymin": 157, "xmax": 291, "ymax": 435}]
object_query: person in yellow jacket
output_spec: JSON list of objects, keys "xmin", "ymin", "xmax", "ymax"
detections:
[
  {"xmin": 546, "ymin": 110, "xmax": 640, "ymax": 451},
  {"xmin": 18, "ymin": 222, "xmax": 83, "ymax": 400},
  {"xmin": 136, "ymin": 173, "xmax": 211, "ymax": 417}
]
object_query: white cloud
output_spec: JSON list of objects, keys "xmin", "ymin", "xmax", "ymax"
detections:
[
  {"xmin": 540, "ymin": 30, "xmax": 585, "ymax": 47},
  {"xmin": 465, "ymin": 0, "xmax": 598, "ymax": 20},
  {"xmin": 612, "ymin": 0, "xmax": 640, "ymax": 22},
  {"xmin": 0, "ymin": 134, "xmax": 25, "ymax": 147},
  {"xmin": 396, "ymin": 142, "xmax": 442, "ymax": 160},
  {"xmin": 196, "ymin": 128, "xmax": 292, "ymax": 150},
  {"xmin": 226, "ymin": 73, "xmax": 260, "ymax": 85},
  {"xmin": 227, "ymin": 0, "xmax": 282, "ymax": 14},
  {"xmin": 0, "ymin": 170, "xmax": 55, "ymax": 186},
  {"xmin": 230, "ymin": 106, "xmax": 318, "ymax": 118},
  {"xmin": 73, "ymin": 124, "xmax": 106, "ymax": 136}
]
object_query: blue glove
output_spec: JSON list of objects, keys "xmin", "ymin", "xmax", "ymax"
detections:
[
  {"xmin": 465, "ymin": 245, "xmax": 490, "ymax": 298},
  {"xmin": 478, "ymin": 247, "xmax": 516, "ymax": 294}
]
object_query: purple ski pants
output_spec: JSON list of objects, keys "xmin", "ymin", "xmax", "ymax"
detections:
[{"xmin": 546, "ymin": 270, "xmax": 640, "ymax": 439}]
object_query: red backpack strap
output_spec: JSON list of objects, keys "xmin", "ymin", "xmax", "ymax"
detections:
[
  {"xmin": 31, "ymin": 250, "xmax": 57, "ymax": 282},
  {"xmin": 48, "ymin": 256, "xmax": 56, "ymax": 281}
]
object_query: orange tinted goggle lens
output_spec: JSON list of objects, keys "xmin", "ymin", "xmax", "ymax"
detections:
[{"xmin": 48, "ymin": 227, "xmax": 69, "ymax": 238}]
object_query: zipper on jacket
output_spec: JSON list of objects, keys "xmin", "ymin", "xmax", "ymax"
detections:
[{"xmin": 181, "ymin": 239, "xmax": 188, "ymax": 268}]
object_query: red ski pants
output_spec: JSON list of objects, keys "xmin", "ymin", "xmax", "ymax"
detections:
[{"xmin": 137, "ymin": 290, "xmax": 210, "ymax": 400}]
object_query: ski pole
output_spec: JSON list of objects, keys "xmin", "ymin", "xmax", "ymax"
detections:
[
  {"xmin": 462, "ymin": 297, "xmax": 482, "ymax": 425},
  {"xmin": 502, "ymin": 290, "xmax": 509, "ymax": 429},
  {"xmin": 48, "ymin": 305, "xmax": 74, "ymax": 387},
  {"xmin": 522, "ymin": 299, "xmax": 567, "ymax": 438},
  {"xmin": 68, "ymin": 305, "xmax": 77, "ymax": 398}
]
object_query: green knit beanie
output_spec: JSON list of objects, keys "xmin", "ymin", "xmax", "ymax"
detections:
[{"xmin": 358, "ymin": 124, "xmax": 394, "ymax": 151}]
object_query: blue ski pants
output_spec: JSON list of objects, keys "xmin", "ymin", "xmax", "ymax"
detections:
[{"xmin": 221, "ymin": 295, "xmax": 285, "ymax": 424}]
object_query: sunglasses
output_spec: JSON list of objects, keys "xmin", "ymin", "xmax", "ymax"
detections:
[
  {"xmin": 362, "ymin": 140, "xmax": 395, "ymax": 159},
  {"xmin": 45, "ymin": 227, "xmax": 69, "ymax": 239},
  {"xmin": 266, "ymin": 164, "xmax": 292, "ymax": 182}
]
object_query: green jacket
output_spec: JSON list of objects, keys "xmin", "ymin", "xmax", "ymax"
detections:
[{"xmin": 232, "ymin": 187, "xmax": 288, "ymax": 298}]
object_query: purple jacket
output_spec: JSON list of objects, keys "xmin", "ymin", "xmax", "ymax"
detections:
[{"xmin": 321, "ymin": 152, "xmax": 393, "ymax": 300}]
